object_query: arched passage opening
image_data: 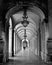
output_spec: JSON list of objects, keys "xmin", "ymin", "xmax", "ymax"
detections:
[{"xmin": 5, "ymin": 4, "xmax": 49, "ymax": 62}]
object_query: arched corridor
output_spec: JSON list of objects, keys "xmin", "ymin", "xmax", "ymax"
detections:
[
  {"xmin": 3, "ymin": 10, "xmax": 48, "ymax": 65},
  {"xmin": 0, "ymin": 0, "xmax": 51, "ymax": 65},
  {"xmin": 8, "ymin": 6, "xmax": 45, "ymax": 61}
]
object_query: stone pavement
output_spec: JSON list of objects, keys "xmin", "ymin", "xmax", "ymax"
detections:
[{"xmin": 0, "ymin": 48, "xmax": 51, "ymax": 65}]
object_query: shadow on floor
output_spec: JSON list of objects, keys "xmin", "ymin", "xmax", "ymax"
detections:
[{"xmin": 0, "ymin": 57, "xmax": 48, "ymax": 65}]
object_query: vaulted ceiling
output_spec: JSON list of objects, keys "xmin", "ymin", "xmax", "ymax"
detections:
[
  {"xmin": 11, "ymin": 6, "xmax": 45, "ymax": 40},
  {"xmin": 4, "ymin": 0, "xmax": 48, "ymax": 41},
  {"xmin": 13, "ymin": 11, "xmax": 38, "ymax": 40},
  {"xmin": 0, "ymin": 0, "xmax": 51, "ymax": 40}
]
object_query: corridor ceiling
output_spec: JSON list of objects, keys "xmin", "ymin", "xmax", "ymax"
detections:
[
  {"xmin": 13, "ymin": 9, "xmax": 45, "ymax": 40},
  {"xmin": 0, "ymin": 0, "xmax": 48, "ymax": 40}
]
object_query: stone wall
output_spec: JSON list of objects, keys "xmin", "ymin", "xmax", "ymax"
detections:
[{"xmin": 15, "ymin": 33, "xmax": 21, "ymax": 54}]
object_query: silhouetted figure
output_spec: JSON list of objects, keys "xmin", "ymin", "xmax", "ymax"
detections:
[
  {"xmin": 23, "ymin": 40, "xmax": 28, "ymax": 50},
  {"xmin": 23, "ymin": 46, "xmax": 26, "ymax": 50}
]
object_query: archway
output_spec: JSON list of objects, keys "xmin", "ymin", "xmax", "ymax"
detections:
[{"xmin": 5, "ymin": 4, "xmax": 49, "ymax": 62}]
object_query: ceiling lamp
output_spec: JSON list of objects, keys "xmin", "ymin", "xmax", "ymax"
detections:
[
  {"xmin": 21, "ymin": 7, "xmax": 29, "ymax": 27},
  {"xmin": 23, "ymin": 29, "xmax": 27, "ymax": 49},
  {"xmin": 24, "ymin": 29, "xmax": 27, "ymax": 40},
  {"xmin": 21, "ymin": 17, "xmax": 29, "ymax": 27}
]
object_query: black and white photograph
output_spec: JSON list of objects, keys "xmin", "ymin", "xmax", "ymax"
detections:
[{"xmin": 0, "ymin": 0, "xmax": 51, "ymax": 65}]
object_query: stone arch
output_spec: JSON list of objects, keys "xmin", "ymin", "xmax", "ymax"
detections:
[{"xmin": 5, "ymin": 3, "xmax": 47, "ymax": 61}]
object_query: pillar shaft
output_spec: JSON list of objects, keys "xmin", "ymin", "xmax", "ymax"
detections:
[
  {"xmin": 39, "ymin": 22, "xmax": 41, "ymax": 58},
  {"xmin": 12, "ymin": 29, "xmax": 14, "ymax": 57}
]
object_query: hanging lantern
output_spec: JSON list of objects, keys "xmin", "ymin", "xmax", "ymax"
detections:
[
  {"xmin": 24, "ymin": 29, "xmax": 27, "ymax": 39},
  {"xmin": 21, "ymin": 20, "xmax": 29, "ymax": 27},
  {"xmin": 21, "ymin": 7, "xmax": 29, "ymax": 27},
  {"xmin": 21, "ymin": 15, "xmax": 29, "ymax": 27}
]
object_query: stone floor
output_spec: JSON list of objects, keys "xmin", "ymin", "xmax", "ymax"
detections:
[
  {"xmin": 0, "ymin": 59, "xmax": 48, "ymax": 65},
  {"xmin": 0, "ymin": 48, "xmax": 51, "ymax": 65},
  {"xmin": 0, "ymin": 56, "xmax": 51, "ymax": 65}
]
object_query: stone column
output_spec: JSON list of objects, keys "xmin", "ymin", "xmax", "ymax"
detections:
[
  {"xmin": 40, "ymin": 22, "xmax": 48, "ymax": 62},
  {"xmin": 41, "ymin": 22, "xmax": 45, "ymax": 60},
  {"xmin": 12, "ymin": 29, "xmax": 14, "ymax": 57},
  {"xmin": 37, "ymin": 30, "xmax": 39, "ymax": 56},
  {"xmin": 44, "ymin": 23, "xmax": 49, "ymax": 62},
  {"xmin": 39, "ymin": 22, "xmax": 41, "ymax": 58},
  {"xmin": 3, "ymin": 21, "xmax": 9, "ymax": 62}
]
